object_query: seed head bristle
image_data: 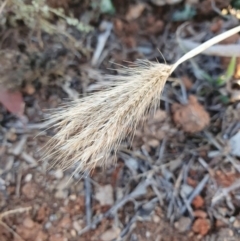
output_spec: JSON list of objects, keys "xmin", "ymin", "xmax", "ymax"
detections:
[{"xmin": 43, "ymin": 61, "xmax": 171, "ymax": 174}]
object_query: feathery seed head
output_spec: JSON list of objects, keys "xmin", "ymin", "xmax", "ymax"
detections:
[{"xmin": 43, "ymin": 61, "xmax": 171, "ymax": 174}]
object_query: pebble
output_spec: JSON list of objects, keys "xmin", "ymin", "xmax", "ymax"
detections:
[
  {"xmin": 6, "ymin": 128, "xmax": 17, "ymax": 142},
  {"xmin": 23, "ymin": 217, "xmax": 35, "ymax": 228},
  {"xmin": 146, "ymin": 231, "xmax": 151, "ymax": 238},
  {"xmin": 71, "ymin": 229, "xmax": 77, "ymax": 237},
  {"xmin": 174, "ymin": 217, "xmax": 191, "ymax": 233},
  {"xmin": 233, "ymin": 220, "xmax": 240, "ymax": 228},
  {"xmin": 152, "ymin": 215, "xmax": 160, "ymax": 223},
  {"xmin": 181, "ymin": 184, "xmax": 193, "ymax": 197},
  {"xmin": 54, "ymin": 169, "xmax": 64, "ymax": 179},
  {"xmin": 69, "ymin": 194, "xmax": 77, "ymax": 201},
  {"xmin": 45, "ymin": 222, "xmax": 52, "ymax": 229},
  {"xmin": 49, "ymin": 214, "xmax": 58, "ymax": 222},
  {"xmin": 229, "ymin": 216, "xmax": 235, "ymax": 223},
  {"xmin": 55, "ymin": 190, "xmax": 68, "ymax": 199},
  {"xmin": 24, "ymin": 173, "xmax": 33, "ymax": 182},
  {"xmin": 73, "ymin": 220, "xmax": 82, "ymax": 232}
]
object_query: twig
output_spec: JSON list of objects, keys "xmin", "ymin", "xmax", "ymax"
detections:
[
  {"xmin": 84, "ymin": 175, "xmax": 92, "ymax": 226},
  {"xmin": 204, "ymin": 131, "xmax": 240, "ymax": 172},
  {"xmin": 78, "ymin": 180, "xmax": 151, "ymax": 236},
  {"xmin": 212, "ymin": 179, "xmax": 240, "ymax": 205},
  {"xmin": 181, "ymin": 174, "xmax": 209, "ymax": 214},
  {"xmin": 91, "ymin": 21, "xmax": 113, "ymax": 67},
  {"xmin": 0, "ymin": 0, "xmax": 8, "ymax": 15},
  {"xmin": 0, "ymin": 206, "xmax": 32, "ymax": 241}
]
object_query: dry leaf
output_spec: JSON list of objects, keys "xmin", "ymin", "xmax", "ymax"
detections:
[{"xmin": 0, "ymin": 89, "xmax": 25, "ymax": 117}]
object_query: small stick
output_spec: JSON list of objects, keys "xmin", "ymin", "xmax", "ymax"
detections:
[
  {"xmin": 181, "ymin": 174, "xmax": 209, "ymax": 214},
  {"xmin": 84, "ymin": 176, "xmax": 92, "ymax": 226}
]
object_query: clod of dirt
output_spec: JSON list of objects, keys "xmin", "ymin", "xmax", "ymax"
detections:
[
  {"xmin": 192, "ymin": 218, "xmax": 211, "ymax": 236},
  {"xmin": 172, "ymin": 95, "xmax": 210, "ymax": 133},
  {"xmin": 192, "ymin": 195, "xmax": 204, "ymax": 209}
]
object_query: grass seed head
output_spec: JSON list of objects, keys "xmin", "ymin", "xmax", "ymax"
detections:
[{"xmin": 43, "ymin": 61, "xmax": 171, "ymax": 174}]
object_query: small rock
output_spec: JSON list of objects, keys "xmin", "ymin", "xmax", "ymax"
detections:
[
  {"xmin": 54, "ymin": 169, "xmax": 64, "ymax": 179},
  {"xmin": 174, "ymin": 217, "xmax": 191, "ymax": 233},
  {"xmin": 55, "ymin": 190, "xmax": 68, "ymax": 199},
  {"xmin": 6, "ymin": 128, "xmax": 17, "ymax": 142},
  {"xmin": 233, "ymin": 219, "xmax": 240, "ymax": 228},
  {"xmin": 126, "ymin": 3, "xmax": 145, "ymax": 21},
  {"xmin": 230, "ymin": 131, "xmax": 240, "ymax": 157},
  {"xmin": 23, "ymin": 217, "xmax": 35, "ymax": 228},
  {"xmin": 95, "ymin": 184, "xmax": 114, "ymax": 206},
  {"xmin": 22, "ymin": 182, "xmax": 38, "ymax": 199},
  {"xmin": 45, "ymin": 222, "xmax": 52, "ymax": 229},
  {"xmin": 152, "ymin": 215, "xmax": 160, "ymax": 223},
  {"xmin": 73, "ymin": 220, "xmax": 82, "ymax": 232},
  {"xmin": 146, "ymin": 231, "xmax": 151, "ymax": 238},
  {"xmin": 100, "ymin": 227, "xmax": 120, "ymax": 241},
  {"xmin": 148, "ymin": 139, "xmax": 159, "ymax": 148},
  {"xmin": 23, "ymin": 84, "xmax": 35, "ymax": 95},
  {"xmin": 71, "ymin": 229, "xmax": 77, "ymax": 237},
  {"xmin": 59, "ymin": 215, "xmax": 71, "ymax": 229},
  {"xmin": 69, "ymin": 194, "xmax": 77, "ymax": 200},
  {"xmin": 192, "ymin": 218, "xmax": 211, "ymax": 236},
  {"xmin": 24, "ymin": 173, "xmax": 33, "ymax": 182},
  {"xmin": 181, "ymin": 184, "xmax": 193, "ymax": 197},
  {"xmin": 49, "ymin": 214, "xmax": 58, "ymax": 222}
]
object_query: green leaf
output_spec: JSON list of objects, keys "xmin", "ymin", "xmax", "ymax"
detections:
[
  {"xmin": 100, "ymin": 0, "xmax": 115, "ymax": 14},
  {"xmin": 216, "ymin": 56, "xmax": 236, "ymax": 86},
  {"xmin": 219, "ymin": 95, "xmax": 230, "ymax": 104}
]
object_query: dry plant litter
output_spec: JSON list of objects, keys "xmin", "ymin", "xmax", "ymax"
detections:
[{"xmin": 44, "ymin": 25, "xmax": 240, "ymax": 175}]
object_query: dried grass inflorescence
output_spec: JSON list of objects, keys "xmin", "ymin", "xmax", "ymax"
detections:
[
  {"xmin": 43, "ymin": 61, "xmax": 171, "ymax": 174},
  {"xmin": 43, "ymin": 25, "xmax": 240, "ymax": 174}
]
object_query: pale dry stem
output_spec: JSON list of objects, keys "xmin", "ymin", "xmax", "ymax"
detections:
[{"xmin": 43, "ymin": 61, "xmax": 171, "ymax": 174}]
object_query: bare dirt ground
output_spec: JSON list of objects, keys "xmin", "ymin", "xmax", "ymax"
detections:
[{"xmin": 0, "ymin": 0, "xmax": 240, "ymax": 240}]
